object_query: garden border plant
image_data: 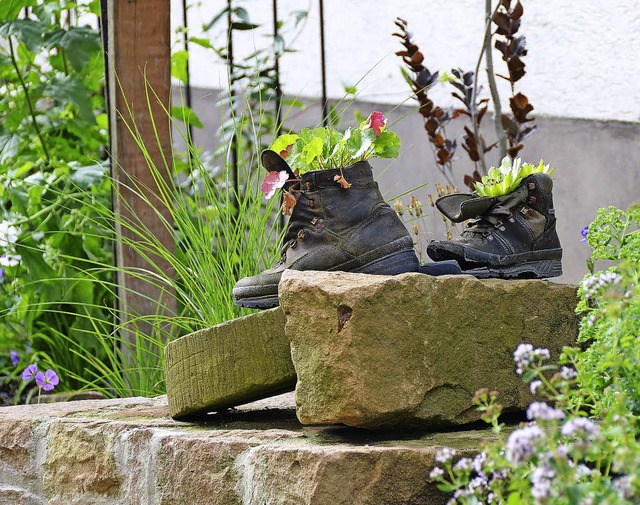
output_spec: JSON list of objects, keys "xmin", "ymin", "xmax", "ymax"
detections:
[{"xmin": 427, "ymin": 205, "xmax": 640, "ymax": 504}]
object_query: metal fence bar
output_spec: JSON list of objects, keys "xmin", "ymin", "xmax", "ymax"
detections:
[{"xmin": 319, "ymin": 0, "xmax": 328, "ymax": 126}]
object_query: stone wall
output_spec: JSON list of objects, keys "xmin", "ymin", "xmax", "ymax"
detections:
[{"xmin": 0, "ymin": 394, "xmax": 491, "ymax": 505}]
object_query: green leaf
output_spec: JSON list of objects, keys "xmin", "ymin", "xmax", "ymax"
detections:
[
  {"xmin": 0, "ymin": 132, "xmax": 22, "ymax": 164},
  {"xmin": 506, "ymin": 492, "xmax": 523, "ymax": 505},
  {"xmin": 373, "ymin": 131, "xmax": 401, "ymax": 159},
  {"xmin": 189, "ymin": 36, "xmax": 213, "ymax": 49},
  {"xmin": 270, "ymin": 133, "xmax": 299, "ymax": 154},
  {"xmin": 43, "ymin": 75, "xmax": 95, "ymax": 123},
  {"xmin": 0, "ymin": 19, "xmax": 45, "ymax": 52},
  {"xmin": 0, "ymin": 0, "xmax": 37, "ymax": 21},
  {"xmin": 70, "ymin": 163, "xmax": 107, "ymax": 190},
  {"xmin": 171, "ymin": 105, "xmax": 203, "ymax": 129},
  {"xmin": 301, "ymin": 137, "xmax": 324, "ymax": 166},
  {"xmin": 354, "ymin": 128, "xmax": 377, "ymax": 159},
  {"xmin": 46, "ymin": 26, "xmax": 101, "ymax": 72},
  {"xmin": 171, "ymin": 50, "xmax": 189, "ymax": 85}
]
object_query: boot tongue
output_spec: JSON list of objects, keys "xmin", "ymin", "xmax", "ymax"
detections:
[
  {"xmin": 261, "ymin": 150, "xmax": 297, "ymax": 181},
  {"xmin": 435, "ymin": 194, "xmax": 495, "ymax": 223}
]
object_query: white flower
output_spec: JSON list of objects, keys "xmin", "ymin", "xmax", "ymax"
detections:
[
  {"xmin": 527, "ymin": 401, "xmax": 565, "ymax": 421},
  {"xmin": 0, "ymin": 253, "xmax": 21, "ymax": 267},
  {"xmin": 0, "ymin": 221, "xmax": 21, "ymax": 247},
  {"xmin": 529, "ymin": 380, "xmax": 543, "ymax": 394},
  {"xmin": 506, "ymin": 425, "xmax": 544, "ymax": 465},
  {"xmin": 560, "ymin": 366, "xmax": 578, "ymax": 380},
  {"xmin": 530, "ymin": 463, "xmax": 555, "ymax": 502},
  {"xmin": 453, "ymin": 457, "xmax": 471, "ymax": 471},
  {"xmin": 561, "ymin": 418, "xmax": 599, "ymax": 438},
  {"xmin": 429, "ymin": 467, "xmax": 444, "ymax": 479},
  {"xmin": 435, "ymin": 447, "xmax": 457, "ymax": 464},
  {"xmin": 513, "ymin": 343, "xmax": 550, "ymax": 375}
]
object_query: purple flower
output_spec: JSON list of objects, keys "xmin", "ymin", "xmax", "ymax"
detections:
[
  {"xmin": 10, "ymin": 350, "xmax": 19, "ymax": 367},
  {"xmin": 21, "ymin": 364, "xmax": 37, "ymax": 381},
  {"xmin": 581, "ymin": 226, "xmax": 589, "ymax": 242},
  {"xmin": 35, "ymin": 369, "xmax": 59, "ymax": 392},
  {"xmin": 0, "ymin": 267, "xmax": 4, "ymax": 281}
]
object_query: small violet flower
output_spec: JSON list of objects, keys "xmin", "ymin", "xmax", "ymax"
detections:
[
  {"xmin": 0, "ymin": 267, "xmax": 4, "ymax": 281},
  {"xmin": 526, "ymin": 401, "xmax": 565, "ymax": 421},
  {"xmin": 506, "ymin": 425, "xmax": 544, "ymax": 465},
  {"xmin": 529, "ymin": 380, "xmax": 543, "ymax": 394},
  {"xmin": 10, "ymin": 350, "xmax": 19, "ymax": 367},
  {"xmin": 561, "ymin": 417, "xmax": 599, "ymax": 438},
  {"xmin": 261, "ymin": 170, "xmax": 289, "ymax": 200},
  {"xmin": 21, "ymin": 364, "xmax": 38, "ymax": 381},
  {"xmin": 364, "ymin": 111, "xmax": 386, "ymax": 137},
  {"xmin": 580, "ymin": 226, "xmax": 589, "ymax": 242},
  {"xmin": 435, "ymin": 447, "xmax": 457, "ymax": 463},
  {"xmin": 429, "ymin": 467, "xmax": 444, "ymax": 479},
  {"xmin": 35, "ymin": 369, "xmax": 59, "ymax": 392}
]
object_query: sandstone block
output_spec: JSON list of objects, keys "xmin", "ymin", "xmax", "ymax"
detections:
[
  {"xmin": 280, "ymin": 270, "xmax": 579, "ymax": 429},
  {"xmin": 164, "ymin": 308, "xmax": 296, "ymax": 419},
  {"xmin": 43, "ymin": 421, "xmax": 123, "ymax": 499}
]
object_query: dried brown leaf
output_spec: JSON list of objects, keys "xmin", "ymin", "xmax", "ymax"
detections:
[
  {"xmin": 334, "ymin": 175, "xmax": 352, "ymax": 189},
  {"xmin": 283, "ymin": 191, "xmax": 297, "ymax": 216}
]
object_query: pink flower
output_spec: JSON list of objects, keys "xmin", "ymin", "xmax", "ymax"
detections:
[
  {"xmin": 261, "ymin": 171, "xmax": 289, "ymax": 199},
  {"xmin": 364, "ymin": 111, "xmax": 386, "ymax": 137}
]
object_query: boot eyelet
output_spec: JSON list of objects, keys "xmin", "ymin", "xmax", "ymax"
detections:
[
  {"xmin": 290, "ymin": 240, "xmax": 298, "ymax": 250},
  {"xmin": 487, "ymin": 235, "xmax": 494, "ymax": 241},
  {"xmin": 499, "ymin": 226, "xmax": 506, "ymax": 231},
  {"xmin": 311, "ymin": 217, "xmax": 318, "ymax": 225},
  {"xmin": 529, "ymin": 196, "xmax": 537, "ymax": 205},
  {"xmin": 308, "ymin": 198, "xmax": 315, "ymax": 209},
  {"xmin": 509, "ymin": 217, "xmax": 515, "ymax": 223},
  {"xmin": 297, "ymin": 229, "xmax": 305, "ymax": 239},
  {"xmin": 528, "ymin": 183, "xmax": 536, "ymax": 190}
]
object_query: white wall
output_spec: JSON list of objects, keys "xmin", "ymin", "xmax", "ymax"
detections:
[{"xmin": 173, "ymin": 0, "xmax": 640, "ymax": 123}]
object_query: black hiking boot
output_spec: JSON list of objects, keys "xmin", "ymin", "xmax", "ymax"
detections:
[
  {"xmin": 233, "ymin": 151, "xmax": 420, "ymax": 309},
  {"xmin": 426, "ymin": 172, "xmax": 562, "ymax": 279}
]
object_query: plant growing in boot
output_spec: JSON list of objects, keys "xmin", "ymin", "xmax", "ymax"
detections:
[{"xmin": 233, "ymin": 113, "xmax": 418, "ymax": 309}]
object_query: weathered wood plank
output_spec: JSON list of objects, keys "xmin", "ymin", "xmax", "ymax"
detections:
[{"xmin": 106, "ymin": 0, "xmax": 176, "ymax": 337}]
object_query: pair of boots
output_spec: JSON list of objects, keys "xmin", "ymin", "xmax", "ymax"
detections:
[{"xmin": 233, "ymin": 151, "xmax": 562, "ymax": 309}]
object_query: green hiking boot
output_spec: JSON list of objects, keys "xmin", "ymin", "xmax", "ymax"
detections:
[
  {"xmin": 426, "ymin": 172, "xmax": 562, "ymax": 278},
  {"xmin": 233, "ymin": 151, "xmax": 420, "ymax": 309}
]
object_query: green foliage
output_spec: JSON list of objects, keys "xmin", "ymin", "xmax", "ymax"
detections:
[
  {"xmin": 269, "ymin": 112, "xmax": 401, "ymax": 173},
  {"xmin": 429, "ymin": 205, "xmax": 640, "ymax": 503},
  {"xmin": 0, "ymin": 0, "xmax": 112, "ymax": 394},
  {"xmin": 474, "ymin": 157, "xmax": 555, "ymax": 197}
]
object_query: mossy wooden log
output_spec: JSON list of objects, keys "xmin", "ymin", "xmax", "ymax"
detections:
[{"xmin": 164, "ymin": 308, "xmax": 296, "ymax": 419}]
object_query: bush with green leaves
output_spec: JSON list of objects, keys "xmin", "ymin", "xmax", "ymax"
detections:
[
  {"xmin": 0, "ymin": 0, "xmax": 113, "ymax": 394},
  {"xmin": 429, "ymin": 205, "xmax": 640, "ymax": 504}
]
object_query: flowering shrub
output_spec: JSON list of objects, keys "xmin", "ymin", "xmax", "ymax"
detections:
[{"xmin": 429, "ymin": 205, "xmax": 640, "ymax": 504}]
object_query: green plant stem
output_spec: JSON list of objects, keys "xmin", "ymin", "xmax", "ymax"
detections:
[
  {"xmin": 484, "ymin": 0, "xmax": 508, "ymax": 160},
  {"xmin": 7, "ymin": 37, "xmax": 51, "ymax": 164}
]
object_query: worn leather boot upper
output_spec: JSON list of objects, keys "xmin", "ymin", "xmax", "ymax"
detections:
[{"xmin": 233, "ymin": 159, "xmax": 419, "ymax": 308}]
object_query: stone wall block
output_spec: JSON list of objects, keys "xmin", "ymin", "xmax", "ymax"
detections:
[{"xmin": 280, "ymin": 270, "xmax": 579, "ymax": 429}]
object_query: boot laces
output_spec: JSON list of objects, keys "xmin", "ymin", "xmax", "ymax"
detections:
[{"xmin": 464, "ymin": 204, "xmax": 513, "ymax": 236}]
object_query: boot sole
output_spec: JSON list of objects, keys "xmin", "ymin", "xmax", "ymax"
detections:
[
  {"xmin": 420, "ymin": 258, "xmax": 563, "ymax": 279},
  {"xmin": 233, "ymin": 242, "xmax": 420, "ymax": 309}
]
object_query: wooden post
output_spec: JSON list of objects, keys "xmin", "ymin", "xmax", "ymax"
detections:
[{"xmin": 106, "ymin": 0, "xmax": 176, "ymax": 339}]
